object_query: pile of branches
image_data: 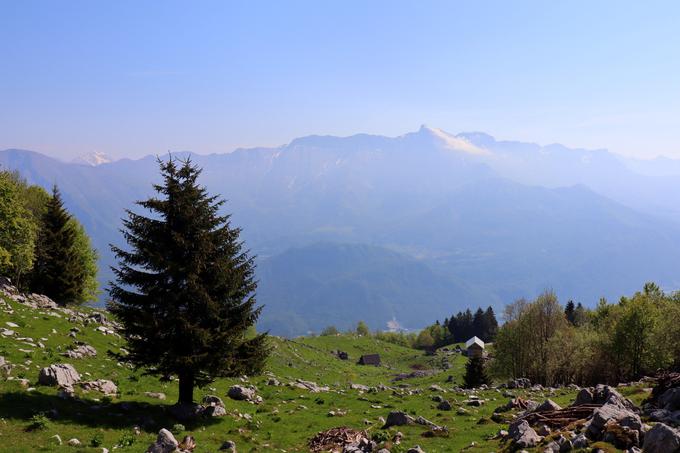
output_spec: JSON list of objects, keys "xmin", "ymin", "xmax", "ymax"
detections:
[
  {"xmin": 522, "ymin": 404, "xmax": 601, "ymax": 429},
  {"xmin": 308, "ymin": 427, "xmax": 368, "ymax": 452}
]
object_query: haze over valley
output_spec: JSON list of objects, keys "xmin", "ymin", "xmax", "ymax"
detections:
[{"xmin": 3, "ymin": 125, "xmax": 680, "ymax": 336}]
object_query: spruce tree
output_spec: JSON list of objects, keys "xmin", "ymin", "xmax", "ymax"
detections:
[
  {"xmin": 109, "ymin": 158, "xmax": 268, "ymax": 406},
  {"xmin": 31, "ymin": 186, "xmax": 85, "ymax": 305},
  {"xmin": 564, "ymin": 300, "xmax": 576, "ymax": 325},
  {"xmin": 472, "ymin": 307, "xmax": 485, "ymax": 338},
  {"xmin": 463, "ymin": 356, "xmax": 489, "ymax": 388},
  {"xmin": 483, "ymin": 306, "xmax": 499, "ymax": 341}
]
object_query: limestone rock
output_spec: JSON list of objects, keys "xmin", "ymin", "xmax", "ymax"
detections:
[
  {"xmin": 62, "ymin": 343, "xmax": 97, "ymax": 359},
  {"xmin": 535, "ymin": 399, "xmax": 561, "ymax": 413},
  {"xmin": 146, "ymin": 428, "xmax": 179, "ymax": 453},
  {"xmin": 436, "ymin": 400, "xmax": 452, "ymax": 411},
  {"xmin": 509, "ymin": 419, "xmax": 541, "ymax": 448},
  {"xmin": 660, "ymin": 388, "xmax": 680, "ymax": 412},
  {"xmin": 643, "ymin": 423, "xmax": 680, "ymax": 453},
  {"xmin": 145, "ymin": 392, "xmax": 166, "ymax": 400},
  {"xmin": 586, "ymin": 403, "xmax": 642, "ymax": 439},
  {"xmin": 38, "ymin": 364, "xmax": 80, "ymax": 388},
  {"xmin": 228, "ymin": 385, "xmax": 259, "ymax": 402},
  {"xmin": 81, "ymin": 379, "xmax": 117, "ymax": 395},
  {"xmin": 383, "ymin": 411, "xmax": 415, "ymax": 428},
  {"xmin": 219, "ymin": 440, "xmax": 237, "ymax": 451}
]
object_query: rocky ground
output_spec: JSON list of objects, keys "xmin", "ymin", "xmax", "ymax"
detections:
[{"xmin": 1, "ymin": 280, "xmax": 679, "ymax": 452}]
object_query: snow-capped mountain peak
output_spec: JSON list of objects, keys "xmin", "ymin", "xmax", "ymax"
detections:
[{"xmin": 72, "ymin": 152, "xmax": 114, "ymax": 166}]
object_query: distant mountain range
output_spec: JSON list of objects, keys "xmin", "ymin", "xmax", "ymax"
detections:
[{"xmin": 2, "ymin": 126, "xmax": 680, "ymax": 336}]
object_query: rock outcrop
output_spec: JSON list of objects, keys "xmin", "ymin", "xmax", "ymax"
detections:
[{"xmin": 38, "ymin": 364, "xmax": 80, "ymax": 388}]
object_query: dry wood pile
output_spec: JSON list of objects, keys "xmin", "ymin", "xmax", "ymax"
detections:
[
  {"xmin": 522, "ymin": 404, "xmax": 600, "ymax": 428},
  {"xmin": 308, "ymin": 427, "xmax": 367, "ymax": 452}
]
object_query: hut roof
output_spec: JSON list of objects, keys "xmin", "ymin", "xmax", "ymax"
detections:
[{"xmin": 465, "ymin": 336, "xmax": 485, "ymax": 349}]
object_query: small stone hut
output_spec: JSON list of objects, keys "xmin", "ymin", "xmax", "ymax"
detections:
[
  {"xmin": 358, "ymin": 354, "xmax": 381, "ymax": 366},
  {"xmin": 465, "ymin": 336, "xmax": 485, "ymax": 359}
]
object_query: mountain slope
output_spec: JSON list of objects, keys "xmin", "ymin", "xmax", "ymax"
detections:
[
  {"xmin": 256, "ymin": 243, "xmax": 484, "ymax": 336},
  {"xmin": 2, "ymin": 128, "xmax": 680, "ymax": 335}
]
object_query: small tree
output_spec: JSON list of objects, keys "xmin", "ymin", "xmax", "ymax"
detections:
[
  {"xmin": 0, "ymin": 174, "xmax": 37, "ymax": 285},
  {"xmin": 109, "ymin": 158, "xmax": 268, "ymax": 406},
  {"xmin": 356, "ymin": 320, "xmax": 370, "ymax": 336},
  {"xmin": 415, "ymin": 329, "xmax": 435, "ymax": 349},
  {"xmin": 463, "ymin": 356, "xmax": 489, "ymax": 388},
  {"xmin": 321, "ymin": 325, "xmax": 339, "ymax": 336},
  {"xmin": 31, "ymin": 187, "xmax": 85, "ymax": 305}
]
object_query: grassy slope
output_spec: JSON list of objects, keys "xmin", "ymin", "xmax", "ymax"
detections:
[{"xmin": 0, "ymin": 295, "xmax": 644, "ymax": 452}]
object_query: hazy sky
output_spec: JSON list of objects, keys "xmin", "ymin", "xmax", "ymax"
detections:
[{"xmin": 2, "ymin": 1, "xmax": 680, "ymax": 160}]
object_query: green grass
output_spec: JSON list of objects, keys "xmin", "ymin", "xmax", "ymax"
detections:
[{"xmin": 0, "ymin": 295, "xmax": 642, "ymax": 452}]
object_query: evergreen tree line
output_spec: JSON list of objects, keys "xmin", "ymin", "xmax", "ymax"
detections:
[
  {"xmin": 444, "ymin": 306, "xmax": 499, "ymax": 343},
  {"xmin": 491, "ymin": 284, "xmax": 680, "ymax": 386},
  {"xmin": 0, "ymin": 170, "xmax": 98, "ymax": 305}
]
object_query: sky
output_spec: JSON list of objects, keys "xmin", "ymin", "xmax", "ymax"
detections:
[{"xmin": 1, "ymin": 1, "xmax": 680, "ymax": 160}]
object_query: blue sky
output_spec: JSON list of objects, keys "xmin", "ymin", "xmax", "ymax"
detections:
[{"xmin": 1, "ymin": 1, "xmax": 679, "ymax": 159}]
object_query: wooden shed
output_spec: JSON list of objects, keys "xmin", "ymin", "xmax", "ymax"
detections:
[
  {"xmin": 358, "ymin": 354, "xmax": 381, "ymax": 366},
  {"xmin": 465, "ymin": 336, "xmax": 485, "ymax": 359}
]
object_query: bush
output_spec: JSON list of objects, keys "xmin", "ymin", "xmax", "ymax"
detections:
[
  {"xmin": 117, "ymin": 432, "xmax": 135, "ymax": 447},
  {"xmin": 90, "ymin": 433, "xmax": 104, "ymax": 447},
  {"xmin": 372, "ymin": 430, "xmax": 390, "ymax": 443},
  {"xmin": 320, "ymin": 325, "xmax": 339, "ymax": 336},
  {"xmin": 172, "ymin": 423, "xmax": 186, "ymax": 433},
  {"xmin": 27, "ymin": 413, "xmax": 49, "ymax": 431}
]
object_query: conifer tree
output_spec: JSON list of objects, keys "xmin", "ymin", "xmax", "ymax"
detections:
[
  {"xmin": 483, "ymin": 306, "xmax": 499, "ymax": 341},
  {"xmin": 463, "ymin": 356, "xmax": 489, "ymax": 388},
  {"xmin": 564, "ymin": 300, "xmax": 576, "ymax": 325},
  {"xmin": 109, "ymin": 158, "xmax": 269, "ymax": 406},
  {"xmin": 31, "ymin": 186, "xmax": 85, "ymax": 305}
]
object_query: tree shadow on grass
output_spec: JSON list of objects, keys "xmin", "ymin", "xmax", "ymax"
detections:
[{"xmin": 0, "ymin": 391, "xmax": 222, "ymax": 431}]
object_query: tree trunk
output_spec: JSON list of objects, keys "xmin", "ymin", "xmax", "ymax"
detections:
[{"xmin": 178, "ymin": 372, "xmax": 194, "ymax": 405}]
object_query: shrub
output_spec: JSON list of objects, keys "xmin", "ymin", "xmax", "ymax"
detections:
[
  {"xmin": 117, "ymin": 433, "xmax": 135, "ymax": 447},
  {"xmin": 27, "ymin": 413, "xmax": 49, "ymax": 431},
  {"xmin": 90, "ymin": 433, "xmax": 104, "ymax": 447}
]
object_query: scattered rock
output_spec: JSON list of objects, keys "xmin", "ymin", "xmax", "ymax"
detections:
[
  {"xmin": 38, "ymin": 364, "xmax": 80, "ymax": 388},
  {"xmin": 509, "ymin": 419, "xmax": 542, "ymax": 448},
  {"xmin": 219, "ymin": 440, "xmax": 237, "ymax": 451},
  {"xmin": 406, "ymin": 446, "xmax": 425, "ymax": 453},
  {"xmin": 383, "ymin": 411, "xmax": 415, "ymax": 428},
  {"xmin": 145, "ymin": 392, "xmax": 166, "ymax": 400},
  {"xmin": 178, "ymin": 435, "xmax": 196, "ymax": 451},
  {"xmin": 586, "ymin": 402, "xmax": 642, "ymax": 439},
  {"xmin": 81, "ymin": 379, "xmax": 117, "ymax": 395},
  {"xmin": 436, "ymin": 400, "xmax": 452, "ymax": 411},
  {"xmin": 535, "ymin": 399, "xmax": 561, "ymax": 413},
  {"xmin": 642, "ymin": 422, "xmax": 680, "ymax": 453},
  {"xmin": 507, "ymin": 378, "xmax": 531, "ymax": 389},
  {"xmin": 228, "ymin": 385, "xmax": 260, "ymax": 403},
  {"xmin": 291, "ymin": 379, "xmax": 330, "ymax": 393},
  {"xmin": 67, "ymin": 438, "xmax": 81, "ymax": 446},
  {"xmin": 62, "ymin": 343, "xmax": 97, "ymax": 359},
  {"xmin": 146, "ymin": 428, "xmax": 179, "ymax": 453},
  {"xmin": 202, "ymin": 395, "xmax": 226, "ymax": 417},
  {"xmin": 574, "ymin": 388, "xmax": 593, "ymax": 406}
]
